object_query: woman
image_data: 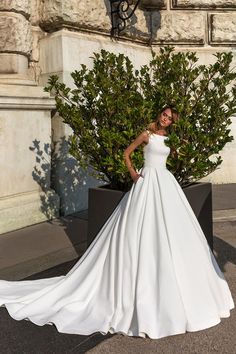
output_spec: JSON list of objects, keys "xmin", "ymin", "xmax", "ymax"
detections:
[
  {"xmin": 124, "ymin": 105, "xmax": 178, "ymax": 183},
  {"xmin": 0, "ymin": 106, "xmax": 234, "ymax": 339}
]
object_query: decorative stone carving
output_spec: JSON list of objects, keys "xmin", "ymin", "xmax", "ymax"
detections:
[
  {"xmin": 152, "ymin": 11, "xmax": 205, "ymax": 43},
  {"xmin": 40, "ymin": 0, "xmax": 111, "ymax": 33},
  {"xmin": 122, "ymin": 8, "xmax": 151, "ymax": 41},
  {"xmin": 30, "ymin": 0, "xmax": 42, "ymax": 26},
  {"xmin": 40, "ymin": 0, "xmax": 151, "ymax": 40},
  {"xmin": 0, "ymin": 0, "xmax": 30, "ymax": 18},
  {"xmin": 172, "ymin": 0, "xmax": 236, "ymax": 8},
  {"xmin": 210, "ymin": 13, "xmax": 236, "ymax": 43},
  {"xmin": 30, "ymin": 26, "xmax": 45, "ymax": 63},
  {"xmin": 0, "ymin": 13, "xmax": 32, "ymax": 55}
]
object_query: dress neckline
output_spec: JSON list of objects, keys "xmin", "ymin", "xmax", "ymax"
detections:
[{"xmin": 152, "ymin": 133, "xmax": 167, "ymax": 138}]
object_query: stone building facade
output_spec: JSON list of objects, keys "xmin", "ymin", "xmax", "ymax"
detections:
[{"xmin": 1, "ymin": 0, "xmax": 236, "ymax": 233}]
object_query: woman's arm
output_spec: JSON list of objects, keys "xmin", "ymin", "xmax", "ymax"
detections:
[{"xmin": 123, "ymin": 131, "xmax": 149, "ymax": 183}]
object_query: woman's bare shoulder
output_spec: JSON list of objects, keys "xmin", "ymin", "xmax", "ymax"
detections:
[
  {"xmin": 132, "ymin": 123, "xmax": 155, "ymax": 143},
  {"xmin": 144, "ymin": 122, "xmax": 155, "ymax": 137},
  {"xmin": 136, "ymin": 130, "xmax": 150, "ymax": 142},
  {"xmin": 147, "ymin": 122, "xmax": 155, "ymax": 131},
  {"xmin": 141, "ymin": 126, "xmax": 154, "ymax": 144}
]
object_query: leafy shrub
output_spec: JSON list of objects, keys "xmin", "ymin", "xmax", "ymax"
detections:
[{"xmin": 45, "ymin": 47, "xmax": 236, "ymax": 191}]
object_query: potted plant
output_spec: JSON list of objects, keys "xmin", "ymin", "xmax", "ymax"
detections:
[{"xmin": 45, "ymin": 47, "xmax": 236, "ymax": 250}]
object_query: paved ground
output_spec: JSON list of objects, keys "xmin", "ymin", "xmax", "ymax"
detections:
[
  {"xmin": 0, "ymin": 184, "xmax": 235, "ymax": 353},
  {"xmin": 0, "ymin": 212, "xmax": 88, "ymax": 280},
  {"xmin": 0, "ymin": 220, "xmax": 235, "ymax": 354}
]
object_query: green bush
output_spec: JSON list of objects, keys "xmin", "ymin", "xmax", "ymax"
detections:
[{"xmin": 45, "ymin": 47, "xmax": 236, "ymax": 191}]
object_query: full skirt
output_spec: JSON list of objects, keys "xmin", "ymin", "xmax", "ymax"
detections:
[{"xmin": 0, "ymin": 166, "xmax": 234, "ymax": 339}]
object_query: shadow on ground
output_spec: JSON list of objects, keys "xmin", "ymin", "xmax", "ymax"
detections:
[
  {"xmin": 213, "ymin": 234, "xmax": 236, "ymax": 272},
  {"xmin": 0, "ymin": 306, "xmax": 114, "ymax": 354},
  {"xmin": 0, "ymin": 259, "xmax": 115, "ymax": 354}
]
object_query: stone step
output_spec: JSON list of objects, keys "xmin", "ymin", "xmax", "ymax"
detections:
[
  {"xmin": 213, "ymin": 209, "xmax": 236, "ymax": 222},
  {"xmin": 212, "ymin": 184, "xmax": 236, "ymax": 222}
]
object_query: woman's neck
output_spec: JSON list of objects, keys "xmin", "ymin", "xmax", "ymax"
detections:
[{"xmin": 155, "ymin": 122, "xmax": 167, "ymax": 135}]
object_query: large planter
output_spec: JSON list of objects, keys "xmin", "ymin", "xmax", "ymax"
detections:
[
  {"xmin": 88, "ymin": 185, "xmax": 126, "ymax": 246},
  {"xmin": 182, "ymin": 182, "xmax": 213, "ymax": 250},
  {"xmin": 88, "ymin": 182, "xmax": 213, "ymax": 251}
]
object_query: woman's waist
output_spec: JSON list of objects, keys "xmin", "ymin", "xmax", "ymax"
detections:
[
  {"xmin": 143, "ymin": 161, "xmax": 167, "ymax": 169},
  {"xmin": 139, "ymin": 164, "xmax": 168, "ymax": 174}
]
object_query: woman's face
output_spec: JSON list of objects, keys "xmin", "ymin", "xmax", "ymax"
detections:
[{"xmin": 158, "ymin": 108, "xmax": 173, "ymax": 128}]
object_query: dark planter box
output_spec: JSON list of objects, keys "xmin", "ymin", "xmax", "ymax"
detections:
[
  {"xmin": 182, "ymin": 182, "xmax": 213, "ymax": 251},
  {"xmin": 88, "ymin": 186, "xmax": 125, "ymax": 247},
  {"xmin": 88, "ymin": 182, "xmax": 213, "ymax": 251}
]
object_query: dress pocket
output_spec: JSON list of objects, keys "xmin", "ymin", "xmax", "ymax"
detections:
[
  {"xmin": 136, "ymin": 172, "xmax": 144, "ymax": 184},
  {"xmin": 138, "ymin": 167, "xmax": 144, "ymax": 179}
]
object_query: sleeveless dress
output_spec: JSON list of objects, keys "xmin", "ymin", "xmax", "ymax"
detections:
[{"xmin": 0, "ymin": 132, "xmax": 234, "ymax": 339}]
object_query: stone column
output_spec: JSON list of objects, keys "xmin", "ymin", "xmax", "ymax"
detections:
[
  {"xmin": 0, "ymin": 0, "xmax": 60, "ymax": 234},
  {"xmin": 0, "ymin": 0, "xmax": 33, "ymax": 83}
]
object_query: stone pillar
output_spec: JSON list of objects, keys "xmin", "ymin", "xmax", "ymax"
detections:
[
  {"xmin": 0, "ymin": 85, "xmax": 60, "ymax": 234},
  {"xmin": 0, "ymin": 1, "xmax": 60, "ymax": 234},
  {"xmin": 0, "ymin": 0, "xmax": 33, "ymax": 83}
]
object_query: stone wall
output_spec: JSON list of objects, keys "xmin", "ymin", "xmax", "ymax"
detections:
[
  {"xmin": 33, "ymin": 0, "xmax": 236, "ymax": 45},
  {"xmin": 28, "ymin": 1, "xmax": 236, "ymax": 81},
  {"xmin": 2, "ymin": 0, "xmax": 236, "ymax": 79}
]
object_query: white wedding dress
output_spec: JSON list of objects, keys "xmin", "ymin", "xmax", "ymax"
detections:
[{"xmin": 0, "ymin": 133, "xmax": 234, "ymax": 339}]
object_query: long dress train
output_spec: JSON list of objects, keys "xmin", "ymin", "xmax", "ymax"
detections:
[{"xmin": 0, "ymin": 133, "xmax": 234, "ymax": 339}]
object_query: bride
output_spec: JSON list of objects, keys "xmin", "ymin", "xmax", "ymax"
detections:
[{"xmin": 0, "ymin": 106, "xmax": 234, "ymax": 339}]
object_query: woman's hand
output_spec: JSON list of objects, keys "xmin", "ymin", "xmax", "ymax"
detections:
[{"xmin": 131, "ymin": 171, "xmax": 143, "ymax": 183}]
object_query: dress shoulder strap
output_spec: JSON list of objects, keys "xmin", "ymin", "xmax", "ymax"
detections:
[{"xmin": 145, "ymin": 129, "xmax": 152, "ymax": 137}]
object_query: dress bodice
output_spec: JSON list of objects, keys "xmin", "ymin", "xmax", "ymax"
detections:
[{"xmin": 143, "ymin": 133, "xmax": 170, "ymax": 169}]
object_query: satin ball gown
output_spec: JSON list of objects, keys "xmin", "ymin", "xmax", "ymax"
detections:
[{"xmin": 0, "ymin": 131, "xmax": 234, "ymax": 339}]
